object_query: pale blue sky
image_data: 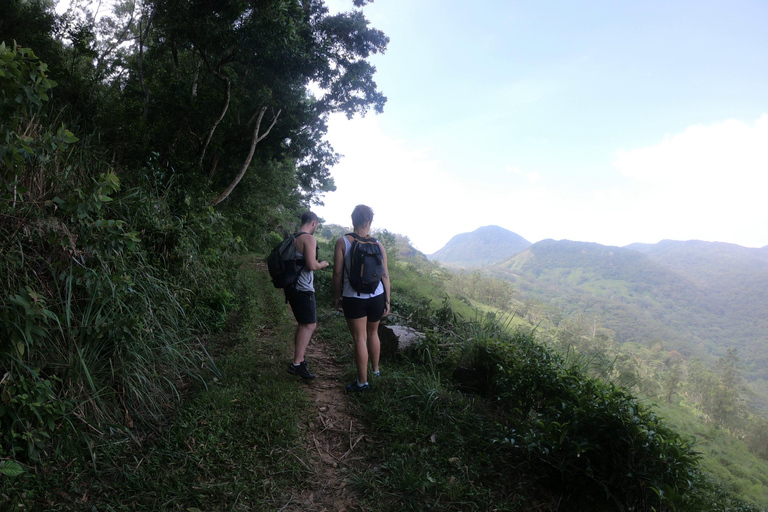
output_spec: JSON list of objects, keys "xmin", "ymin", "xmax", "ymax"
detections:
[{"xmin": 316, "ymin": 0, "xmax": 768, "ymax": 254}]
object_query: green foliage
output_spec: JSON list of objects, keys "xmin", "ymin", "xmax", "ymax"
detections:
[
  {"xmin": 90, "ymin": 0, "xmax": 388, "ymax": 208},
  {"xmin": 323, "ymin": 254, "xmax": 721, "ymax": 512},
  {"xmin": 0, "ymin": 44, "xmax": 232, "ymax": 463},
  {"xmin": 0, "ymin": 460, "xmax": 23, "ymax": 478},
  {"xmin": 487, "ymin": 338, "xmax": 699, "ymax": 509},
  {"xmin": 0, "ymin": 370, "xmax": 70, "ymax": 461},
  {"xmin": 445, "ymin": 269, "xmax": 517, "ymax": 311},
  {"xmin": 0, "ymin": 261, "xmax": 309, "ymax": 510},
  {"xmin": 0, "ymin": 42, "xmax": 78, "ymax": 198}
]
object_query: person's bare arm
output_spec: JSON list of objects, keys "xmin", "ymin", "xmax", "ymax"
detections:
[
  {"xmin": 379, "ymin": 241, "xmax": 391, "ymax": 317},
  {"xmin": 333, "ymin": 237, "xmax": 346, "ymax": 311},
  {"xmin": 297, "ymin": 234, "xmax": 328, "ymax": 271}
]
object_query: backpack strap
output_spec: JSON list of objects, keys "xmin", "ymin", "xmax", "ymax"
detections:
[
  {"xmin": 346, "ymin": 232, "xmax": 378, "ymax": 243},
  {"xmin": 292, "ymin": 231, "xmax": 309, "ymax": 264},
  {"xmin": 290, "ymin": 231, "xmax": 309, "ymax": 281}
]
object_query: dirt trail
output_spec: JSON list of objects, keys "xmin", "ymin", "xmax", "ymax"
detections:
[{"xmin": 279, "ymin": 334, "xmax": 368, "ymax": 512}]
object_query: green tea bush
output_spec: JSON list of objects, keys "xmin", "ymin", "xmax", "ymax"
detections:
[
  {"xmin": 478, "ymin": 335, "xmax": 700, "ymax": 510},
  {"xmin": 405, "ymin": 304, "xmax": 704, "ymax": 510}
]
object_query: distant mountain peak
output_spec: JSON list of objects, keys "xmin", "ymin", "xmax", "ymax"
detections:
[{"xmin": 429, "ymin": 226, "xmax": 531, "ymax": 267}]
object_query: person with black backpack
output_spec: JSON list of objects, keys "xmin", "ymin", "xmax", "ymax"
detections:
[
  {"xmin": 281, "ymin": 211, "xmax": 329, "ymax": 379},
  {"xmin": 332, "ymin": 205, "xmax": 390, "ymax": 392}
]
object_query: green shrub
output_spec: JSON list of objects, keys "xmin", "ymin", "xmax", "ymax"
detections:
[{"xmin": 0, "ymin": 47, "xmax": 227, "ymax": 462}]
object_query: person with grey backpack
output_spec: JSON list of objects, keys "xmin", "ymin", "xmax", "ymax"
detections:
[
  {"xmin": 332, "ymin": 205, "xmax": 391, "ymax": 392},
  {"xmin": 269, "ymin": 211, "xmax": 329, "ymax": 379}
]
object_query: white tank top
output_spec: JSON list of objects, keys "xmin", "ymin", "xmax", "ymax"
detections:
[{"xmin": 341, "ymin": 235, "xmax": 384, "ymax": 298}]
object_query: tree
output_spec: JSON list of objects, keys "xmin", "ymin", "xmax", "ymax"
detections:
[{"xmin": 94, "ymin": 0, "xmax": 388, "ymax": 214}]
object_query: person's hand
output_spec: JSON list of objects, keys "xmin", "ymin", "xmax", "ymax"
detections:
[
  {"xmin": 382, "ymin": 301, "xmax": 390, "ymax": 318},
  {"xmin": 334, "ymin": 297, "xmax": 342, "ymax": 312}
]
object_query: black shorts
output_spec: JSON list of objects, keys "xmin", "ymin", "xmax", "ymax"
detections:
[
  {"xmin": 285, "ymin": 288, "xmax": 317, "ymax": 325},
  {"xmin": 342, "ymin": 293, "xmax": 386, "ymax": 322}
]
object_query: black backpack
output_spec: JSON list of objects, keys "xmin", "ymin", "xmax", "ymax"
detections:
[
  {"xmin": 267, "ymin": 231, "xmax": 307, "ymax": 288},
  {"xmin": 346, "ymin": 233, "xmax": 384, "ymax": 294}
]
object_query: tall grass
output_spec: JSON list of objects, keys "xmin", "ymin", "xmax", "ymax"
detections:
[
  {"xmin": 1, "ymin": 83, "xmax": 227, "ymax": 463},
  {"xmin": 1, "ymin": 257, "xmax": 312, "ymax": 511}
]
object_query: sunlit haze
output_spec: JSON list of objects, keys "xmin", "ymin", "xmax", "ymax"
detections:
[{"xmin": 315, "ymin": 0, "xmax": 768, "ymax": 254}]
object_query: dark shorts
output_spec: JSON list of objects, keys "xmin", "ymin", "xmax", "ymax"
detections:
[
  {"xmin": 285, "ymin": 288, "xmax": 317, "ymax": 325},
  {"xmin": 342, "ymin": 293, "xmax": 386, "ymax": 322}
]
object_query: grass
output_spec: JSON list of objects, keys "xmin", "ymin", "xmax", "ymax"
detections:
[
  {"xmin": 654, "ymin": 401, "xmax": 768, "ymax": 508},
  {"xmin": 315, "ymin": 310, "xmax": 546, "ymax": 511},
  {"xmin": 0, "ymin": 260, "xmax": 312, "ymax": 511},
  {"xmin": 317, "ymin": 296, "xmax": 762, "ymax": 511},
  {"xmin": 4, "ymin": 254, "xmax": 763, "ymax": 511}
]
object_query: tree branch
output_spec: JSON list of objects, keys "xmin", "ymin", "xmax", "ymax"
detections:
[
  {"xmin": 198, "ymin": 70, "xmax": 231, "ymax": 169},
  {"xmin": 210, "ymin": 107, "xmax": 281, "ymax": 207}
]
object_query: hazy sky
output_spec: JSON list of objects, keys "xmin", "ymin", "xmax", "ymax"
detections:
[{"xmin": 314, "ymin": 0, "xmax": 768, "ymax": 254}]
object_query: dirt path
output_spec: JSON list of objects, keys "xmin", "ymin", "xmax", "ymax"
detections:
[{"xmin": 279, "ymin": 334, "xmax": 368, "ymax": 512}]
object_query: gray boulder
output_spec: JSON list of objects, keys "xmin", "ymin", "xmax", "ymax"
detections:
[{"xmin": 378, "ymin": 324, "xmax": 424, "ymax": 358}]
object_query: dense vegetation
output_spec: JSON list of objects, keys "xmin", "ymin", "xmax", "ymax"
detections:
[
  {"xmin": 1, "ymin": 1, "xmax": 766, "ymax": 510},
  {"xmin": 428, "ymin": 229, "xmax": 768, "ymax": 506},
  {"xmin": 434, "ymin": 228, "xmax": 768, "ymax": 411},
  {"xmin": 1, "ymin": 0, "xmax": 385, "ymax": 475},
  {"xmin": 314, "ymin": 236, "xmax": 765, "ymax": 510}
]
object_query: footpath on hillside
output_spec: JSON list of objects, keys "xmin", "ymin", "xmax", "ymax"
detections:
[{"xmin": 278, "ymin": 323, "xmax": 369, "ymax": 512}]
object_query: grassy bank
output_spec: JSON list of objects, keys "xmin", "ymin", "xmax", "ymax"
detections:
[
  {"xmin": 1, "ymin": 260, "xmax": 311, "ymax": 511},
  {"xmin": 4, "ymin": 253, "xmax": 763, "ymax": 511}
]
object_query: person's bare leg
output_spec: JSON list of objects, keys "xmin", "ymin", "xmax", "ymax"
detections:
[
  {"xmin": 347, "ymin": 316, "xmax": 369, "ymax": 383},
  {"xmin": 293, "ymin": 323, "xmax": 316, "ymax": 365},
  {"xmin": 366, "ymin": 320, "xmax": 381, "ymax": 374}
]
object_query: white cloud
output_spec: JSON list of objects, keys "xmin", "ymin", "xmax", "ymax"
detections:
[
  {"xmin": 612, "ymin": 115, "xmax": 768, "ymax": 247},
  {"xmin": 318, "ymin": 114, "xmax": 768, "ymax": 254},
  {"xmin": 315, "ymin": 114, "xmax": 465, "ymax": 253}
]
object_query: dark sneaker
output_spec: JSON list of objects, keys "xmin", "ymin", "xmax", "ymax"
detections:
[
  {"xmin": 346, "ymin": 381, "xmax": 371, "ymax": 392},
  {"xmin": 287, "ymin": 361, "xmax": 316, "ymax": 379}
]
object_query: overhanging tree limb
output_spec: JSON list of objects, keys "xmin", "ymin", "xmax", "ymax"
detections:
[
  {"xmin": 210, "ymin": 107, "xmax": 281, "ymax": 207},
  {"xmin": 198, "ymin": 69, "xmax": 231, "ymax": 169}
]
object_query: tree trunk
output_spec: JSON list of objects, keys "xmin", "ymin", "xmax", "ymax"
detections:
[{"xmin": 209, "ymin": 107, "xmax": 281, "ymax": 207}]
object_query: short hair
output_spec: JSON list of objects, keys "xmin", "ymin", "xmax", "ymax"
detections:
[
  {"xmin": 300, "ymin": 211, "xmax": 318, "ymax": 225},
  {"xmin": 351, "ymin": 204, "xmax": 374, "ymax": 229}
]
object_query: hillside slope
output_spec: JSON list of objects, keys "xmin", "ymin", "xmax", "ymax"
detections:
[
  {"xmin": 428, "ymin": 225, "xmax": 531, "ymax": 267},
  {"xmin": 496, "ymin": 240, "xmax": 710, "ymax": 350},
  {"xmin": 490, "ymin": 239, "xmax": 768, "ymax": 383},
  {"xmin": 628, "ymin": 240, "xmax": 768, "ymax": 369}
]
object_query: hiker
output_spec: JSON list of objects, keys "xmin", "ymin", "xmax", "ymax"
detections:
[
  {"xmin": 333, "ymin": 204, "xmax": 391, "ymax": 392},
  {"xmin": 286, "ymin": 211, "xmax": 330, "ymax": 379}
]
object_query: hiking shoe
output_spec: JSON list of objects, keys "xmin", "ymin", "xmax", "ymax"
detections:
[
  {"xmin": 287, "ymin": 361, "xmax": 316, "ymax": 379},
  {"xmin": 372, "ymin": 370, "xmax": 380, "ymax": 378},
  {"xmin": 346, "ymin": 381, "xmax": 371, "ymax": 392}
]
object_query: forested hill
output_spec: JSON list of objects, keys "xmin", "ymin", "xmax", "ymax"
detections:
[
  {"xmin": 505, "ymin": 239, "xmax": 768, "ymax": 370},
  {"xmin": 428, "ymin": 225, "xmax": 531, "ymax": 267},
  {"xmin": 626, "ymin": 240, "xmax": 768, "ymax": 363},
  {"xmin": 430, "ymin": 230, "xmax": 768, "ymax": 383}
]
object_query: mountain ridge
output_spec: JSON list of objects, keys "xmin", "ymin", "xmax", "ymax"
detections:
[
  {"xmin": 428, "ymin": 225, "xmax": 531, "ymax": 267},
  {"xmin": 426, "ymin": 226, "xmax": 768, "ymax": 394}
]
